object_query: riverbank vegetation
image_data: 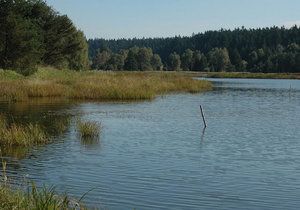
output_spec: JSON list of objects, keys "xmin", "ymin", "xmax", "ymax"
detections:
[
  {"xmin": 0, "ymin": 68, "xmax": 212, "ymax": 102},
  {"xmin": 0, "ymin": 184, "xmax": 85, "ymax": 210}
]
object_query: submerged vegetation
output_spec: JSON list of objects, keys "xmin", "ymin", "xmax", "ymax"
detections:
[{"xmin": 0, "ymin": 68, "xmax": 212, "ymax": 102}]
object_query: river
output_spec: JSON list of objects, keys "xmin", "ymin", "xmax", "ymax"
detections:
[{"xmin": 1, "ymin": 78, "xmax": 300, "ymax": 210}]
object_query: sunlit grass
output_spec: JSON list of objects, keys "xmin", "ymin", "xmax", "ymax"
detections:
[
  {"xmin": 77, "ymin": 120, "xmax": 101, "ymax": 138},
  {"xmin": 0, "ymin": 115, "xmax": 48, "ymax": 147},
  {"xmin": 0, "ymin": 147, "xmax": 86, "ymax": 209},
  {"xmin": 0, "ymin": 68, "xmax": 212, "ymax": 102},
  {"xmin": 0, "ymin": 184, "xmax": 87, "ymax": 210}
]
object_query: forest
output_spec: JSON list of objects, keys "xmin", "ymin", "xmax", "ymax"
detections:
[
  {"xmin": 0, "ymin": 0, "xmax": 89, "ymax": 75},
  {"xmin": 1, "ymin": 0, "xmax": 300, "ymax": 74},
  {"xmin": 89, "ymin": 27, "xmax": 300, "ymax": 73}
]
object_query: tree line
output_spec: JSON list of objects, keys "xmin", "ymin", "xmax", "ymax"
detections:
[
  {"xmin": 1, "ymin": 0, "xmax": 299, "ymax": 73},
  {"xmin": 0, "ymin": 0, "xmax": 89, "ymax": 75},
  {"xmin": 89, "ymin": 26, "xmax": 300, "ymax": 72}
]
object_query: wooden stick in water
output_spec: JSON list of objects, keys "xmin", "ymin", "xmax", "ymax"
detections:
[{"xmin": 200, "ymin": 105, "xmax": 207, "ymax": 128}]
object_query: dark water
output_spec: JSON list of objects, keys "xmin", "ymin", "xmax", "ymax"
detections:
[{"xmin": 1, "ymin": 78, "xmax": 300, "ymax": 210}]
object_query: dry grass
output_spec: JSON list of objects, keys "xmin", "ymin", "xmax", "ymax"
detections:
[
  {"xmin": 0, "ymin": 115, "xmax": 48, "ymax": 147},
  {"xmin": 0, "ymin": 68, "xmax": 212, "ymax": 102},
  {"xmin": 77, "ymin": 120, "xmax": 101, "ymax": 138}
]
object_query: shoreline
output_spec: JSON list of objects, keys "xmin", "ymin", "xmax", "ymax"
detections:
[{"xmin": 183, "ymin": 72, "xmax": 300, "ymax": 80}]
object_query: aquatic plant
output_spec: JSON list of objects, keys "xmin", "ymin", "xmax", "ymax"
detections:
[
  {"xmin": 52, "ymin": 118, "xmax": 71, "ymax": 135},
  {"xmin": 0, "ymin": 184, "xmax": 87, "ymax": 210},
  {"xmin": 77, "ymin": 120, "xmax": 101, "ymax": 139},
  {"xmin": 0, "ymin": 148, "xmax": 86, "ymax": 210},
  {"xmin": 0, "ymin": 116, "xmax": 49, "ymax": 147}
]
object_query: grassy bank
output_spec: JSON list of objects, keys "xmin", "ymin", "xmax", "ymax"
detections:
[
  {"xmin": 204, "ymin": 72, "xmax": 300, "ymax": 79},
  {"xmin": 0, "ymin": 68, "xmax": 212, "ymax": 102},
  {"xmin": 0, "ymin": 184, "xmax": 86, "ymax": 210}
]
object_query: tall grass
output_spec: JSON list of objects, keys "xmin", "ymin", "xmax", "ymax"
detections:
[
  {"xmin": 0, "ymin": 68, "xmax": 212, "ymax": 102},
  {"xmin": 0, "ymin": 115, "xmax": 48, "ymax": 147},
  {"xmin": 77, "ymin": 120, "xmax": 101, "ymax": 139},
  {"xmin": 0, "ymin": 184, "xmax": 87, "ymax": 210},
  {"xmin": 0, "ymin": 149, "xmax": 86, "ymax": 210}
]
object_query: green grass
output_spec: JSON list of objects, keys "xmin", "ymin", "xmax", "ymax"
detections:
[
  {"xmin": 0, "ymin": 68, "xmax": 213, "ymax": 102},
  {"xmin": 0, "ymin": 184, "xmax": 87, "ymax": 210},
  {"xmin": 0, "ymin": 69, "xmax": 24, "ymax": 80},
  {"xmin": 206, "ymin": 72, "xmax": 300, "ymax": 79},
  {"xmin": 77, "ymin": 120, "xmax": 101, "ymax": 138},
  {"xmin": 0, "ymin": 115, "xmax": 49, "ymax": 147},
  {"xmin": 0, "ymin": 149, "xmax": 86, "ymax": 210}
]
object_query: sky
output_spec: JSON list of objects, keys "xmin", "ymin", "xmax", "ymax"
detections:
[{"xmin": 46, "ymin": 0, "xmax": 300, "ymax": 39}]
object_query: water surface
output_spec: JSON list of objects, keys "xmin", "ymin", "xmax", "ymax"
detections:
[{"xmin": 1, "ymin": 78, "xmax": 300, "ymax": 210}]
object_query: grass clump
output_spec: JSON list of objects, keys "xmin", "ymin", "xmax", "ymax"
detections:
[
  {"xmin": 0, "ymin": 115, "xmax": 48, "ymax": 147},
  {"xmin": 0, "ymin": 148, "xmax": 86, "ymax": 209},
  {"xmin": 77, "ymin": 120, "xmax": 101, "ymax": 138},
  {"xmin": 0, "ymin": 184, "xmax": 86, "ymax": 210},
  {"xmin": 0, "ymin": 68, "xmax": 212, "ymax": 102}
]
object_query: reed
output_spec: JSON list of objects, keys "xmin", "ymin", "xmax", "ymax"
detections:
[
  {"xmin": 77, "ymin": 120, "xmax": 101, "ymax": 138},
  {"xmin": 0, "ymin": 68, "xmax": 212, "ymax": 102},
  {"xmin": 0, "ymin": 184, "xmax": 87, "ymax": 210},
  {"xmin": 0, "ymin": 149, "xmax": 86, "ymax": 210},
  {"xmin": 0, "ymin": 115, "xmax": 49, "ymax": 147}
]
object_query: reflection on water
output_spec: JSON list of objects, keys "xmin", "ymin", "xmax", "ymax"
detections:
[
  {"xmin": 1, "ymin": 146, "xmax": 30, "ymax": 160},
  {"xmin": 200, "ymin": 127, "xmax": 206, "ymax": 145},
  {"xmin": 1, "ymin": 79, "xmax": 300, "ymax": 210},
  {"xmin": 80, "ymin": 136, "xmax": 101, "ymax": 150}
]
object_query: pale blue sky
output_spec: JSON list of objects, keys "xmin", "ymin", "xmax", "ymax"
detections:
[{"xmin": 46, "ymin": 0, "xmax": 300, "ymax": 39}]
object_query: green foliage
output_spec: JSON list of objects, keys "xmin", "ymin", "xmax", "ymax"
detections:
[
  {"xmin": 0, "ymin": 0, "xmax": 89, "ymax": 74},
  {"xmin": 93, "ymin": 46, "xmax": 164, "ymax": 71},
  {"xmin": 181, "ymin": 49, "xmax": 193, "ymax": 70},
  {"xmin": 0, "ymin": 69, "xmax": 24, "ymax": 80},
  {"xmin": 168, "ymin": 52, "xmax": 181, "ymax": 71},
  {"xmin": 151, "ymin": 54, "xmax": 163, "ymax": 70},
  {"xmin": 89, "ymin": 26, "xmax": 300, "ymax": 73},
  {"xmin": 92, "ymin": 50, "xmax": 112, "ymax": 70},
  {"xmin": 193, "ymin": 51, "xmax": 208, "ymax": 71},
  {"xmin": 208, "ymin": 48, "xmax": 231, "ymax": 72},
  {"xmin": 124, "ymin": 48, "xmax": 139, "ymax": 70}
]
